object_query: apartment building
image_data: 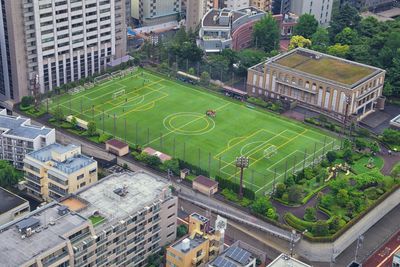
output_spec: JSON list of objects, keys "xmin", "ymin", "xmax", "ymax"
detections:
[
  {"xmin": 198, "ymin": 7, "xmax": 265, "ymax": 52},
  {"xmin": 0, "ymin": 171, "xmax": 178, "ymax": 267},
  {"xmin": 0, "ymin": 0, "xmax": 126, "ymax": 103},
  {"xmin": 290, "ymin": 0, "xmax": 333, "ymax": 26},
  {"xmin": 0, "ymin": 109, "xmax": 55, "ymax": 169},
  {"xmin": 183, "ymin": 0, "xmax": 215, "ymax": 30},
  {"xmin": 249, "ymin": 0, "xmax": 272, "ymax": 11},
  {"xmin": 223, "ymin": 0, "xmax": 250, "ymax": 10},
  {"xmin": 131, "ymin": 0, "xmax": 181, "ymax": 26},
  {"xmin": 247, "ymin": 48, "xmax": 386, "ymax": 122},
  {"xmin": 24, "ymin": 143, "xmax": 97, "ymax": 202},
  {"xmin": 0, "ymin": 187, "xmax": 30, "ymax": 226}
]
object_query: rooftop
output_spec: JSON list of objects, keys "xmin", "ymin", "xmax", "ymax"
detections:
[
  {"xmin": 267, "ymin": 254, "xmax": 311, "ymax": 267},
  {"xmin": 0, "ymin": 187, "xmax": 28, "ymax": 215},
  {"xmin": 0, "ymin": 203, "xmax": 88, "ymax": 267},
  {"xmin": 210, "ymin": 245, "xmax": 254, "ymax": 267},
  {"xmin": 106, "ymin": 139, "xmax": 129, "ymax": 149},
  {"xmin": 68, "ymin": 171, "xmax": 170, "ymax": 222},
  {"xmin": 172, "ymin": 233, "xmax": 208, "ymax": 254},
  {"xmin": 0, "ymin": 109, "xmax": 53, "ymax": 139},
  {"xmin": 194, "ymin": 175, "xmax": 218, "ymax": 188},
  {"xmin": 202, "ymin": 7, "xmax": 264, "ymax": 28},
  {"xmin": 271, "ymin": 48, "xmax": 382, "ymax": 86},
  {"xmin": 27, "ymin": 143, "xmax": 96, "ymax": 175}
]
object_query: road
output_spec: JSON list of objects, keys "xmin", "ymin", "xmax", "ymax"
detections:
[{"xmin": 362, "ymin": 229, "xmax": 400, "ymax": 267}]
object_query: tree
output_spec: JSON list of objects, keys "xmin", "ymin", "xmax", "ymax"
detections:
[
  {"xmin": 87, "ymin": 121, "xmax": 97, "ymax": 136},
  {"xmin": 252, "ymin": 13, "xmax": 280, "ymax": 52},
  {"xmin": 294, "ymin": 14, "xmax": 319, "ymax": 39},
  {"xmin": 311, "ymin": 27, "xmax": 330, "ymax": 52},
  {"xmin": 336, "ymin": 189, "xmax": 349, "ymax": 207},
  {"xmin": 288, "ymin": 185, "xmax": 303, "ymax": 204},
  {"xmin": 288, "ymin": 35, "xmax": 312, "ymax": 50},
  {"xmin": 188, "ymin": 67, "xmax": 195, "ymax": 75},
  {"xmin": 354, "ymin": 138, "xmax": 367, "ymax": 150},
  {"xmin": 54, "ymin": 106, "xmax": 64, "ymax": 122},
  {"xmin": 329, "ymin": 3, "xmax": 361, "ymax": 39},
  {"xmin": 391, "ymin": 164, "xmax": 400, "ymax": 179},
  {"xmin": 304, "ymin": 207, "xmax": 317, "ymax": 222},
  {"xmin": 251, "ymin": 197, "xmax": 272, "ymax": 215},
  {"xmin": 312, "ymin": 220, "xmax": 329, "ymax": 236},
  {"xmin": 200, "ymin": 71, "xmax": 211, "ymax": 86},
  {"xmin": 274, "ymin": 183, "xmax": 286, "ymax": 198},
  {"xmin": 163, "ymin": 159, "xmax": 180, "ymax": 175},
  {"xmin": 177, "ymin": 224, "xmax": 188, "ymax": 238},
  {"xmin": 0, "ymin": 161, "xmax": 22, "ymax": 188},
  {"xmin": 382, "ymin": 129, "xmax": 400, "ymax": 145},
  {"xmin": 335, "ymin": 27, "xmax": 359, "ymax": 45},
  {"xmin": 235, "ymin": 49, "xmax": 267, "ymax": 76},
  {"xmin": 327, "ymin": 44, "xmax": 350, "ymax": 58},
  {"xmin": 326, "ymin": 151, "xmax": 337, "ymax": 163},
  {"xmin": 328, "ymin": 216, "xmax": 341, "ymax": 232}
]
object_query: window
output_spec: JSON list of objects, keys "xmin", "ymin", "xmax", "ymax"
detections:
[{"xmin": 77, "ymin": 173, "xmax": 84, "ymax": 180}]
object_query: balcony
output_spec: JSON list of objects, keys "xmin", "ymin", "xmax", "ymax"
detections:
[
  {"xmin": 192, "ymin": 253, "xmax": 205, "ymax": 264},
  {"xmin": 42, "ymin": 251, "xmax": 69, "ymax": 267}
]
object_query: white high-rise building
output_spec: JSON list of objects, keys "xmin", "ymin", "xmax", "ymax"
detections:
[
  {"xmin": 0, "ymin": 0, "xmax": 126, "ymax": 102},
  {"xmin": 290, "ymin": 0, "xmax": 333, "ymax": 26}
]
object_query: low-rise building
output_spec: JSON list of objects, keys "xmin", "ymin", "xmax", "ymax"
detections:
[
  {"xmin": 247, "ymin": 48, "xmax": 386, "ymax": 122},
  {"xmin": 106, "ymin": 139, "xmax": 130, "ymax": 156},
  {"xmin": 267, "ymin": 253, "xmax": 311, "ymax": 267},
  {"xmin": 193, "ymin": 175, "xmax": 219, "ymax": 196},
  {"xmin": 0, "ymin": 109, "xmax": 55, "ymax": 169},
  {"xmin": 198, "ymin": 7, "xmax": 265, "ymax": 52},
  {"xmin": 167, "ymin": 213, "xmax": 224, "ymax": 267},
  {"xmin": 209, "ymin": 241, "xmax": 262, "ymax": 267},
  {"xmin": 0, "ymin": 187, "xmax": 30, "ymax": 226},
  {"xmin": 0, "ymin": 171, "xmax": 178, "ymax": 267},
  {"xmin": 23, "ymin": 143, "xmax": 98, "ymax": 201}
]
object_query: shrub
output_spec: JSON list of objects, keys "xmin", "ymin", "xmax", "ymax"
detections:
[
  {"xmin": 87, "ymin": 121, "xmax": 97, "ymax": 136},
  {"xmin": 326, "ymin": 151, "xmax": 337, "ymax": 163},
  {"xmin": 274, "ymin": 183, "xmax": 286, "ymax": 198},
  {"xmin": 177, "ymin": 224, "xmax": 188, "ymax": 238},
  {"xmin": 178, "ymin": 159, "xmax": 209, "ymax": 177},
  {"xmin": 215, "ymin": 175, "xmax": 255, "ymax": 200},
  {"xmin": 98, "ymin": 133, "xmax": 112, "ymax": 143},
  {"xmin": 304, "ymin": 207, "xmax": 317, "ymax": 222},
  {"xmin": 162, "ymin": 159, "xmax": 180, "ymax": 175},
  {"xmin": 21, "ymin": 96, "xmax": 34, "ymax": 107},
  {"xmin": 288, "ymin": 185, "xmax": 303, "ymax": 204},
  {"xmin": 251, "ymin": 197, "xmax": 273, "ymax": 215},
  {"xmin": 221, "ymin": 188, "xmax": 239, "ymax": 202},
  {"xmin": 382, "ymin": 129, "xmax": 400, "ymax": 145},
  {"xmin": 312, "ymin": 220, "xmax": 329, "ymax": 236}
]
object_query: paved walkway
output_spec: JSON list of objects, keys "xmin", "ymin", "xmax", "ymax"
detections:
[{"xmin": 379, "ymin": 146, "xmax": 400, "ymax": 176}]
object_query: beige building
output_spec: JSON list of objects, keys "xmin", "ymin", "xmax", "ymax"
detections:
[
  {"xmin": 24, "ymin": 143, "xmax": 98, "ymax": 202},
  {"xmin": 106, "ymin": 139, "xmax": 130, "ymax": 156},
  {"xmin": 247, "ymin": 48, "xmax": 386, "ymax": 122},
  {"xmin": 166, "ymin": 213, "xmax": 223, "ymax": 267},
  {"xmin": 193, "ymin": 175, "xmax": 219, "ymax": 196},
  {"xmin": 0, "ymin": 187, "xmax": 30, "ymax": 226},
  {"xmin": 0, "ymin": 171, "xmax": 178, "ymax": 267},
  {"xmin": 250, "ymin": 0, "xmax": 272, "ymax": 11}
]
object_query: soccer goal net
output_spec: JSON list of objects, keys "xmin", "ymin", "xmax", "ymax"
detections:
[
  {"xmin": 94, "ymin": 73, "xmax": 111, "ymax": 84},
  {"xmin": 69, "ymin": 86, "xmax": 85, "ymax": 95},
  {"xmin": 111, "ymin": 70, "xmax": 122, "ymax": 79},
  {"xmin": 264, "ymin": 145, "xmax": 278, "ymax": 158},
  {"xmin": 112, "ymin": 89, "xmax": 125, "ymax": 99}
]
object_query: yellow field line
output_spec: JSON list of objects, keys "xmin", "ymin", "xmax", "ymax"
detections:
[
  {"xmin": 214, "ymin": 129, "xmax": 265, "ymax": 158},
  {"xmin": 116, "ymin": 94, "xmax": 169, "ymax": 118}
]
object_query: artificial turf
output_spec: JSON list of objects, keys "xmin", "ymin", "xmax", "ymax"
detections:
[{"xmin": 50, "ymin": 69, "xmax": 338, "ymax": 195}]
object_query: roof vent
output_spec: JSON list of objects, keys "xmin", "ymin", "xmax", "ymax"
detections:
[{"xmin": 182, "ymin": 238, "xmax": 191, "ymax": 252}]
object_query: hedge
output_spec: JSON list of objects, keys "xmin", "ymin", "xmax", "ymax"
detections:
[
  {"xmin": 284, "ymin": 212, "xmax": 314, "ymax": 232},
  {"xmin": 177, "ymin": 159, "xmax": 209, "ymax": 177},
  {"xmin": 215, "ymin": 175, "xmax": 255, "ymax": 200}
]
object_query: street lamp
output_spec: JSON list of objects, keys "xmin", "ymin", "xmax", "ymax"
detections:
[{"xmin": 236, "ymin": 156, "xmax": 249, "ymax": 198}]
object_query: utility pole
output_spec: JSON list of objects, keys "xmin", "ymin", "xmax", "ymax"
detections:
[{"xmin": 236, "ymin": 156, "xmax": 249, "ymax": 198}]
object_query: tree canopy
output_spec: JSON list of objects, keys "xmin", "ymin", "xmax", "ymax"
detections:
[
  {"xmin": 293, "ymin": 14, "xmax": 319, "ymax": 39},
  {"xmin": 252, "ymin": 13, "xmax": 280, "ymax": 53}
]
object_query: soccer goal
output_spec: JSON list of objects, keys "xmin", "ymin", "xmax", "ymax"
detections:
[
  {"xmin": 264, "ymin": 145, "xmax": 278, "ymax": 159},
  {"xmin": 94, "ymin": 73, "xmax": 111, "ymax": 84},
  {"xmin": 112, "ymin": 89, "xmax": 125, "ymax": 99}
]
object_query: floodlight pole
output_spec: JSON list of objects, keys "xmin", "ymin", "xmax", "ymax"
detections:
[{"xmin": 236, "ymin": 156, "xmax": 249, "ymax": 198}]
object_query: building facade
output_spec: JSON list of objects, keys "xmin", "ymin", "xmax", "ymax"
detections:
[
  {"xmin": 0, "ymin": 109, "xmax": 55, "ymax": 169},
  {"xmin": 0, "ymin": 171, "xmax": 178, "ymax": 267},
  {"xmin": 131, "ymin": 0, "xmax": 181, "ymax": 26},
  {"xmin": 0, "ymin": 187, "xmax": 30, "ymax": 226},
  {"xmin": 198, "ymin": 7, "xmax": 265, "ymax": 53},
  {"xmin": 0, "ymin": 0, "xmax": 126, "ymax": 103},
  {"xmin": 24, "ymin": 143, "xmax": 98, "ymax": 201},
  {"xmin": 249, "ymin": 0, "xmax": 272, "ymax": 11},
  {"xmin": 223, "ymin": 0, "xmax": 250, "ymax": 10},
  {"xmin": 247, "ymin": 48, "xmax": 386, "ymax": 122},
  {"xmin": 166, "ymin": 213, "xmax": 223, "ymax": 267},
  {"xmin": 183, "ymin": 0, "xmax": 215, "ymax": 30},
  {"xmin": 289, "ymin": 0, "xmax": 333, "ymax": 26}
]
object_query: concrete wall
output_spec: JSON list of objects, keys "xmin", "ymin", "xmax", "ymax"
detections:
[{"xmin": 296, "ymin": 187, "xmax": 400, "ymax": 262}]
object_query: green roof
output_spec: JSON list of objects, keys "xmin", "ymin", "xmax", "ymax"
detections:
[{"xmin": 275, "ymin": 52, "xmax": 375, "ymax": 85}]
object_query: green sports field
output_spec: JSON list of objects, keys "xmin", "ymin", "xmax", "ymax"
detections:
[{"xmin": 49, "ymin": 69, "xmax": 339, "ymax": 195}]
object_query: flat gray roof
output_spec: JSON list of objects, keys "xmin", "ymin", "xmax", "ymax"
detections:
[
  {"xmin": 172, "ymin": 234, "xmax": 207, "ymax": 254},
  {"xmin": 27, "ymin": 143, "xmax": 96, "ymax": 175},
  {"xmin": 202, "ymin": 7, "xmax": 263, "ymax": 27},
  {"xmin": 74, "ymin": 171, "xmax": 170, "ymax": 222},
  {"xmin": 0, "ymin": 203, "xmax": 88, "ymax": 266},
  {"xmin": 0, "ymin": 109, "xmax": 52, "ymax": 139},
  {"xmin": 0, "ymin": 187, "xmax": 28, "ymax": 215},
  {"xmin": 267, "ymin": 254, "xmax": 311, "ymax": 267}
]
